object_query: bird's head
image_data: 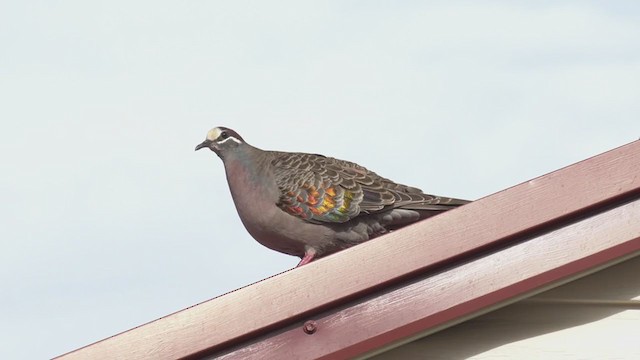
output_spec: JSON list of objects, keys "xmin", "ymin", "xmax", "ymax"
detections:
[{"xmin": 195, "ymin": 126, "xmax": 245, "ymax": 158}]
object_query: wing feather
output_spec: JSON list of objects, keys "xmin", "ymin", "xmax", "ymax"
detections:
[{"xmin": 272, "ymin": 152, "xmax": 468, "ymax": 224}]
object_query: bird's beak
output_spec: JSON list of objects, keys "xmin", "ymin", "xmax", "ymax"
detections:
[{"xmin": 195, "ymin": 139, "xmax": 212, "ymax": 151}]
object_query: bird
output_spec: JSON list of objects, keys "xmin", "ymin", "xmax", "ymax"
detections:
[{"xmin": 196, "ymin": 126, "xmax": 470, "ymax": 267}]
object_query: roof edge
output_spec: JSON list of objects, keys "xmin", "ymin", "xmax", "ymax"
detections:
[{"xmin": 56, "ymin": 140, "xmax": 640, "ymax": 360}]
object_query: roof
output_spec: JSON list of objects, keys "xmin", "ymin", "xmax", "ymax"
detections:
[{"xmin": 55, "ymin": 140, "xmax": 640, "ymax": 360}]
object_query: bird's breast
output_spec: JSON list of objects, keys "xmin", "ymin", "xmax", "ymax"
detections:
[{"xmin": 224, "ymin": 161, "xmax": 307, "ymax": 256}]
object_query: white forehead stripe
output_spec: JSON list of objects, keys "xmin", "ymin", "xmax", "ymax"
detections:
[{"xmin": 206, "ymin": 128, "xmax": 222, "ymax": 141}]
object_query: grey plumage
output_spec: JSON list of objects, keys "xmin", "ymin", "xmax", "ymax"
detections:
[{"xmin": 196, "ymin": 126, "xmax": 470, "ymax": 266}]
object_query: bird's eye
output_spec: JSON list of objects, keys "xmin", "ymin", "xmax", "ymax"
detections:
[{"xmin": 220, "ymin": 131, "xmax": 228, "ymax": 139}]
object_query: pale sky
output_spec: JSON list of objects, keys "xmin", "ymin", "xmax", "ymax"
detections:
[{"xmin": 1, "ymin": 1, "xmax": 639, "ymax": 359}]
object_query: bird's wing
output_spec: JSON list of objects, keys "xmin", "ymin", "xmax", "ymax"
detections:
[{"xmin": 271, "ymin": 152, "xmax": 465, "ymax": 224}]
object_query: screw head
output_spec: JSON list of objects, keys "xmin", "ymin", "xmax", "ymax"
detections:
[{"xmin": 303, "ymin": 320, "xmax": 317, "ymax": 335}]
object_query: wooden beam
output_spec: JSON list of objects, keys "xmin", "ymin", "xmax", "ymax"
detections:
[{"xmin": 55, "ymin": 140, "xmax": 640, "ymax": 360}]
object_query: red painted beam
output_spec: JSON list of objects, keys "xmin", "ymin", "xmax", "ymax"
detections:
[{"xmin": 55, "ymin": 140, "xmax": 640, "ymax": 360}]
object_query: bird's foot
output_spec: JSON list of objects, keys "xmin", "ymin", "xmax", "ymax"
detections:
[{"xmin": 296, "ymin": 248, "xmax": 317, "ymax": 267}]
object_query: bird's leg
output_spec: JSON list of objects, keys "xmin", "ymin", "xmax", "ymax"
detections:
[{"xmin": 296, "ymin": 248, "xmax": 317, "ymax": 267}]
